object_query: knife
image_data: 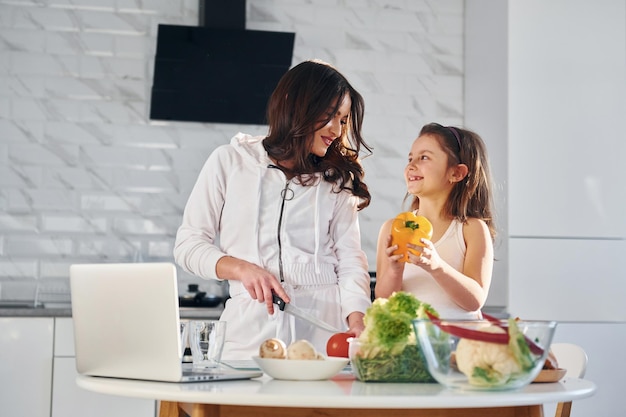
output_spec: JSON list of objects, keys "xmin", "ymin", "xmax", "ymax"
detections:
[{"xmin": 272, "ymin": 293, "xmax": 343, "ymax": 333}]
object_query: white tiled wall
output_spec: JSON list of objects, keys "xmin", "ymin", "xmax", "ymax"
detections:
[{"xmin": 0, "ymin": 0, "xmax": 464, "ymax": 290}]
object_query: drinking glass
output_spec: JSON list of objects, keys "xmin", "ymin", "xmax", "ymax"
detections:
[{"xmin": 189, "ymin": 320, "xmax": 226, "ymax": 368}]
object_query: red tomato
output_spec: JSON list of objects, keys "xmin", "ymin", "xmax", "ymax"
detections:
[{"xmin": 326, "ymin": 332, "xmax": 353, "ymax": 358}]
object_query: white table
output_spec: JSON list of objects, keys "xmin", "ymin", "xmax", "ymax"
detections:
[{"xmin": 77, "ymin": 373, "xmax": 596, "ymax": 417}]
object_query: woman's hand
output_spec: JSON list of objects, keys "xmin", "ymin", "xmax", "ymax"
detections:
[
  {"xmin": 346, "ymin": 311, "xmax": 365, "ymax": 337},
  {"xmin": 216, "ymin": 256, "xmax": 290, "ymax": 314}
]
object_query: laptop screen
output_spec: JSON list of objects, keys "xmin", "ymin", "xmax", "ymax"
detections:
[{"xmin": 70, "ymin": 262, "xmax": 262, "ymax": 383}]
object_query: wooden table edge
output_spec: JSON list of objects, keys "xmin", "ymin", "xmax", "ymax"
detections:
[{"xmin": 160, "ymin": 401, "xmax": 546, "ymax": 417}]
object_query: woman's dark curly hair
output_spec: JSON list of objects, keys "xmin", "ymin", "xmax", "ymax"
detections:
[{"xmin": 262, "ymin": 60, "xmax": 371, "ymax": 210}]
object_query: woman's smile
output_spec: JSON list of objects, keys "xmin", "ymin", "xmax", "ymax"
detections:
[
  {"xmin": 311, "ymin": 93, "xmax": 351, "ymax": 157},
  {"xmin": 321, "ymin": 135, "xmax": 335, "ymax": 147}
]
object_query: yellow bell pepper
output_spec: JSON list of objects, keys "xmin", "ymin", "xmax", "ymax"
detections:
[{"xmin": 390, "ymin": 212, "xmax": 433, "ymax": 262}]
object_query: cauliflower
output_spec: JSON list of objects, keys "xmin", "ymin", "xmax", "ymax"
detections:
[{"xmin": 455, "ymin": 325, "xmax": 522, "ymax": 387}]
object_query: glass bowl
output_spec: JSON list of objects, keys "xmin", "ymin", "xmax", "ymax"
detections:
[
  {"xmin": 348, "ymin": 338, "xmax": 435, "ymax": 382},
  {"xmin": 413, "ymin": 318, "xmax": 557, "ymax": 391}
]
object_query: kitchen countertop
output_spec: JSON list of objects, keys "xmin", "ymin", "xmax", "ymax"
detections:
[
  {"xmin": 0, "ymin": 306, "xmax": 73, "ymax": 317},
  {"xmin": 0, "ymin": 306, "xmax": 224, "ymax": 319},
  {"xmin": 1, "ymin": 302, "xmax": 506, "ymax": 320}
]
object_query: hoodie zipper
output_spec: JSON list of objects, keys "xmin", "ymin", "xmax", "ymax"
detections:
[
  {"xmin": 268, "ymin": 163, "xmax": 293, "ymax": 283},
  {"xmin": 277, "ymin": 179, "xmax": 293, "ymax": 283}
]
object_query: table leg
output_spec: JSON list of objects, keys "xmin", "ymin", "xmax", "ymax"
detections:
[
  {"xmin": 158, "ymin": 401, "xmax": 183, "ymax": 417},
  {"xmin": 555, "ymin": 401, "xmax": 573, "ymax": 417},
  {"xmin": 163, "ymin": 404, "xmax": 545, "ymax": 417},
  {"xmin": 159, "ymin": 401, "xmax": 219, "ymax": 417}
]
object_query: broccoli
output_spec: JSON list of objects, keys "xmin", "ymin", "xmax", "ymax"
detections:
[{"xmin": 352, "ymin": 291, "xmax": 439, "ymax": 382}]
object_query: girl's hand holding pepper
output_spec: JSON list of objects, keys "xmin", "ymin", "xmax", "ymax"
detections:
[
  {"xmin": 407, "ymin": 238, "xmax": 443, "ymax": 272},
  {"xmin": 384, "ymin": 234, "xmax": 405, "ymax": 267},
  {"xmin": 390, "ymin": 212, "xmax": 433, "ymax": 262}
]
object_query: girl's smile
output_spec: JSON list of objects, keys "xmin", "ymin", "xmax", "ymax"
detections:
[{"xmin": 405, "ymin": 134, "xmax": 453, "ymax": 197}]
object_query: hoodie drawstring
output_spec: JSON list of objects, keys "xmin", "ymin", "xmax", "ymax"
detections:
[
  {"xmin": 254, "ymin": 168, "xmax": 263, "ymax": 253},
  {"xmin": 313, "ymin": 185, "xmax": 320, "ymax": 274}
]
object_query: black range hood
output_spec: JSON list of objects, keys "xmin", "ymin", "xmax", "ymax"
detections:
[{"xmin": 150, "ymin": 0, "xmax": 295, "ymax": 125}]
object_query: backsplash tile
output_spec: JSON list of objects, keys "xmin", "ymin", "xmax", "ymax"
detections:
[
  {"xmin": 0, "ymin": 214, "xmax": 38, "ymax": 232},
  {"xmin": 5, "ymin": 236, "xmax": 73, "ymax": 257},
  {"xmin": 0, "ymin": 0, "xmax": 464, "ymax": 292}
]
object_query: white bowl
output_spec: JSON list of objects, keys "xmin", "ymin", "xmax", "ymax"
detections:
[{"xmin": 252, "ymin": 356, "xmax": 349, "ymax": 381}]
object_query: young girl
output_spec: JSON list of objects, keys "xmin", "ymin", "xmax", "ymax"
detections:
[
  {"xmin": 375, "ymin": 123, "xmax": 496, "ymax": 319},
  {"xmin": 174, "ymin": 60, "xmax": 373, "ymax": 358}
]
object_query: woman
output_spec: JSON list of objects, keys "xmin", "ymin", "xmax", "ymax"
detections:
[{"xmin": 174, "ymin": 60, "xmax": 372, "ymax": 358}]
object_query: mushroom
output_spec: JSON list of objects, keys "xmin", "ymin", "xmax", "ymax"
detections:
[
  {"xmin": 259, "ymin": 338, "xmax": 287, "ymax": 359},
  {"xmin": 286, "ymin": 339, "xmax": 318, "ymax": 360}
]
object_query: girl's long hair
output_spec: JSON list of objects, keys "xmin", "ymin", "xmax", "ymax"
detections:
[
  {"xmin": 409, "ymin": 123, "xmax": 496, "ymax": 240},
  {"xmin": 262, "ymin": 60, "xmax": 371, "ymax": 210}
]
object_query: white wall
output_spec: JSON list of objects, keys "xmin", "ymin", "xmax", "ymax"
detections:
[
  {"xmin": 0, "ymin": 0, "xmax": 466, "ymax": 292},
  {"xmin": 464, "ymin": 0, "xmax": 509, "ymax": 307}
]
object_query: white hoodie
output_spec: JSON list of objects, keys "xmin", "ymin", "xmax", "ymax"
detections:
[{"xmin": 174, "ymin": 133, "xmax": 371, "ymax": 358}]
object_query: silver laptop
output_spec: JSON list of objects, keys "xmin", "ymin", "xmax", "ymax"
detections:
[{"xmin": 69, "ymin": 262, "xmax": 262, "ymax": 382}]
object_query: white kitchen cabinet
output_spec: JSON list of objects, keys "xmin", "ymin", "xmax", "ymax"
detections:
[
  {"xmin": 508, "ymin": 238, "xmax": 626, "ymax": 321},
  {"xmin": 506, "ymin": 0, "xmax": 626, "ymax": 321},
  {"xmin": 51, "ymin": 357, "xmax": 156, "ymax": 417},
  {"xmin": 0, "ymin": 317, "xmax": 54, "ymax": 417},
  {"xmin": 51, "ymin": 318, "xmax": 156, "ymax": 417},
  {"xmin": 508, "ymin": 0, "xmax": 626, "ymax": 239}
]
